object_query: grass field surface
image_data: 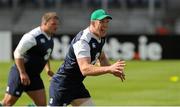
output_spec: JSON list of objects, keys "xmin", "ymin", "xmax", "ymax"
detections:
[{"xmin": 0, "ymin": 60, "xmax": 180, "ymax": 106}]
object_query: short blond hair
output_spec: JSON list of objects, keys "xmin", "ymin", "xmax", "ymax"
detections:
[{"xmin": 41, "ymin": 12, "xmax": 59, "ymax": 24}]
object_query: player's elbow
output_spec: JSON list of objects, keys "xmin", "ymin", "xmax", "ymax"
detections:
[
  {"xmin": 80, "ymin": 67, "xmax": 90, "ymax": 76},
  {"xmin": 80, "ymin": 69, "xmax": 88, "ymax": 76}
]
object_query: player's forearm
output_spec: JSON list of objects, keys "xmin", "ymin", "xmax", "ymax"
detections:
[
  {"xmin": 45, "ymin": 60, "xmax": 54, "ymax": 77},
  {"xmin": 81, "ymin": 64, "xmax": 111, "ymax": 76},
  {"xmin": 99, "ymin": 51, "xmax": 110, "ymax": 66},
  {"xmin": 15, "ymin": 58, "xmax": 26, "ymax": 75},
  {"xmin": 99, "ymin": 58, "xmax": 110, "ymax": 66}
]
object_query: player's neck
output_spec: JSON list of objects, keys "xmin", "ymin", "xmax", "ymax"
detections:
[
  {"xmin": 89, "ymin": 26, "xmax": 101, "ymax": 39},
  {"xmin": 40, "ymin": 26, "xmax": 52, "ymax": 39}
]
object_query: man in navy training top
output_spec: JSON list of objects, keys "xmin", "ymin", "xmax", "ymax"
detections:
[
  {"xmin": 49, "ymin": 9, "xmax": 126, "ymax": 106},
  {"xmin": 0, "ymin": 12, "xmax": 59, "ymax": 106}
]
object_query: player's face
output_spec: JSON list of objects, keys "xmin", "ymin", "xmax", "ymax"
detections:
[
  {"xmin": 94, "ymin": 18, "xmax": 110, "ymax": 37},
  {"xmin": 46, "ymin": 18, "xmax": 59, "ymax": 35}
]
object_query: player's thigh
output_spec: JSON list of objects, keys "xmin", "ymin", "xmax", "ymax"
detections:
[
  {"xmin": 26, "ymin": 89, "xmax": 46, "ymax": 106},
  {"xmin": 7, "ymin": 66, "xmax": 24, "ymax": 97},
  {"xmin": 70, "ymin": 83, "xmax": 93, "ymax": 106},
  {"xmin": 25, "ymin": 75, "xmax": 45, "ymax": 105},
  {"xmin": 49, "ymin": 77, "xmax": 71, "ymax": 106},
  {"xmin": 71, "ymin": 98, "xmax": 94, "ymax": 106},
  {"xmin": 1, "ymin": 93, "xmax": 19, "ymax": 106}
]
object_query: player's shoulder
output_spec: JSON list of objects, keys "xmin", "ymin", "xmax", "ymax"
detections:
[
  {"xmin": 26, "ymin": 26, "xmax": 43, "ymax": 38},
  {"xmin": 29, "ymin": 26, "xmax": 42, "ymax": 36},
  {"xmin": 79, "ymin": 28, "xmax": 93, "ymax": 43}
]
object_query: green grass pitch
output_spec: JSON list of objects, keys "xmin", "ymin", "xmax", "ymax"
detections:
[{"xmin": 0, "ymin": 60, "xmax": 180, "ymax": 106}]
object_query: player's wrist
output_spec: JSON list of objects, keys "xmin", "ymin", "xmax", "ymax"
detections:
[
  {"xmin": 103, "ymin": 66, "xmax": 112, "ymax": 74},
  {"xmin": 47, "ymin": 70, "xmax": 54, "ymax": 77},
  {"xmin": 46, "ymin": 70, "xmax": 51, "ymax": 75}
]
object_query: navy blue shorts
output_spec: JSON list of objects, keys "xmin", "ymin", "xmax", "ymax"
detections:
[
  {"xmin": 6, "ymin": 66, "xmax": 44, "ymax": 97},
  {"xmin": 49, "ymin": 74, "xmax": 90, "ymax": 106}
]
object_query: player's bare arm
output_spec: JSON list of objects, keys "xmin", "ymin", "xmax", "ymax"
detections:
[
  {"xmin": 77, "ymin": 56, "xmax": 125, "ymax": 78},
  {"xmin": 99, "ymin": 51, "xmax": 126, "ymax": 81},
  {"xmin": 99, "ymin": 51, "xmax": 110, "ymax": 66},
  {"xmin": 111, "ymin": 60, "xmax": 126, "ymax": 82},
  {"xmin": 77, "ymin": 57, "xmax": 110, "ymax": 76},
  {"xmin": 13, "ymin": 34, "xmax": 36, "ymax": 86},
  {"xmin": 14, "ymin": 58, "xmax": 30, "ymax": 86},
  {"xmin": 44, "ymin": 60, "xmax": 54, "ymax": 77}
]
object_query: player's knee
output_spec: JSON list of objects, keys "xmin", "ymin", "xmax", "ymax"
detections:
[
  {"xmin": 1, "ymin": 94, "xmax": 19, "ymax": 106},
  {"xmin": 80, "ymin": 99, "xmax": 94, "ymax": 106},
  {"xmin": 71, "ymin": 98, "xmax": 94, "ymax": 106},
  {"xmin": 1, "ymin": 99, "xmax": 14, "ymax": 106}
]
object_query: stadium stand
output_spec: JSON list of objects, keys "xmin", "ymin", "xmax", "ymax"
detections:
[
  {"xmin": 0, "ymin": 0, "xmax": 179, "ymax": 35},
  {"xmin": 0, "ymin": 9, "xmax": 13, "ymax": 31}
]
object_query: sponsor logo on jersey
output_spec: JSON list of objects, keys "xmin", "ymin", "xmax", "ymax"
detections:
[
  {"xmin": 92, "ymin": 43, "xmax": 96, "ymax": 48},
  {"xmin": 40, "ymin": 38, "xmax": 46, "ymax": 43},
  {"xmin": 16, "ymin": 91, "xmax": 20, "ymax": 95}
]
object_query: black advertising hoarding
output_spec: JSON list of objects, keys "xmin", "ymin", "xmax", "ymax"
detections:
[
  {"xmin": 12, "ymin": 34, "xmax": 180, "ymax": 60},
  {"xmin": 106, "ymin": 35, "xmax": 180, "ymax": 60}
]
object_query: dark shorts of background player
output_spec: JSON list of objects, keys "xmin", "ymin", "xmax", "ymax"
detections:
[
  {"xmin": 49, "ymin": 74, "xmax": 91, "ymax": 106},
  {"xmin": 6, "ymin": 66, "xmax": 44, "ymax": 97}
]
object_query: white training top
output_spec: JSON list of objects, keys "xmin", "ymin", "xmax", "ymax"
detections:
[
  {"xmin": 73, "ymin": 27, "xmax": 102, "ymax": 59},
  {"xmin": 14, "ymin": 26, "xmax": 51, "ymax": 58}
]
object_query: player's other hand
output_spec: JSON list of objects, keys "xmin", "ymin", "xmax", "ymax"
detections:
[
  {"xmin": 110, "ymin": 60, "xmax": 126, "ymax": 82},
  {"xmin": 113, "ymin": 72, "xmax": 126, "ymax": 82},
  {"xmin": 20, "ymin": 72, "xmax": 31, "ymax": 86},
  {"xmin": 47, "ymin": 70, "xmax": 54, "ymax": 77}
]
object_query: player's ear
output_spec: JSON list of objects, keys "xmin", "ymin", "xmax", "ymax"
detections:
[
  {"xmin": 41, "ymin": 21, "xmax": 46, "ymax": 26},
  {"xmin": 91, "ymin": 21, "xmax": 96, "ymax": 27},
  {"xmin": 44, "ymin": 21, "xmax": 48, "ymax": 25}
]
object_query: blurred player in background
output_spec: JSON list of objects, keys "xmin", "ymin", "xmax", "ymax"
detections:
[
  {"xmin": 49, "ymin": 9, "xmax": 126, "ymax": 106},
  {"xmin": 0, "ymin": 12, "xmax": 59, "ymax": 106}
]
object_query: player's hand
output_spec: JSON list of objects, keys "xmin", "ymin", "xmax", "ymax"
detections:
[
  {"xmin": 110, "ymin": 60, "xmax": 126, "ymax": 82},
  {"xmin": 113, "ymin": 72, "xmax": 126, "ymax": 82},
  {"xmin": 20, "ymin": 72, "xmax": 31, "ymax": 86},
  {"xmin": 110, "ymin": 60, "xmax": 125, "ymax": 73},
  {"xmin": 47, "ymin": 70, "xmax": 54, "ymax": 77}
]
